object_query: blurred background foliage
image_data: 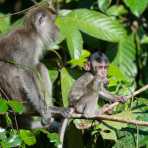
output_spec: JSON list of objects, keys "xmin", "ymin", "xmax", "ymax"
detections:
[{"xmin": 0, "ymin": 0, "xmax": 148, "ymax": 147}]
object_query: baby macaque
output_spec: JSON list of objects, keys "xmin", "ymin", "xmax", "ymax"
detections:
[{"xmin": 69, "ymin": 51, "xmax": 126, "ymax": 117}]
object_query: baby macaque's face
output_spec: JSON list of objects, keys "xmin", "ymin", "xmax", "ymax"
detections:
[{"xmin": 94, "ymin": 61, "xmax": 109, "ymax": 86}]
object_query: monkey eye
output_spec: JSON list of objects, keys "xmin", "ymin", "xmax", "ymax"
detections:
[
  {"xmin": 104, "ymin": 65, "xmax": 108, "ymax": 68},
  {"xmin": 97, "ymin": 65, "xmax": 108, "ymax": 69},
  {"xmin": 36, "ymin": 12, "xmax": 47, "ymax": 25}
]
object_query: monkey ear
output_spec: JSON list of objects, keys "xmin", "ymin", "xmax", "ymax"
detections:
[
  {"xmin": 50, "ymin": 14, "xmax": 56, "ymax": 21},
  {"xmin": 84, "ymin": 61, "xmax": 91, "ymax": 71}
]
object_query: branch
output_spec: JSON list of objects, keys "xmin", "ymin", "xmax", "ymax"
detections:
[
  {"xmin": 70, "ymin": 113, "xmax": 148, "ymax": 126},
  {"xmin": 103, "ymin": 84, "xmax": 148, "ymax": 113}
]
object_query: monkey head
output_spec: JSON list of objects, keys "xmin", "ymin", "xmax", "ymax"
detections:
[
  {"xmin": 25, "ymin": 6, "xmax": 59, "ymax": 47},
  {"xmin": 89, "ymin": 51, "xmax": 109, "ymax": 86}
]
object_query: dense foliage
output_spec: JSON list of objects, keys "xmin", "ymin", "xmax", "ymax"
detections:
[{"xmin": 0, "ymin": 0, "xmax": 148, "ymax": 147}]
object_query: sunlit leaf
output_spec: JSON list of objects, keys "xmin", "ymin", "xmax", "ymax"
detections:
[
  {"xmin": 0, "ymin": 99, "xmax": 8, "ymax": 113},
  {"xmin": 8, "ymin": 134, "xmax": 22, "ymax": 147},
  {"xmin": 108, "ymin": 64, "xmax": 128, "ymax": 83},
  {"xmin": 60, "ymin": 68, "xmax": 75, "ymax": 107},
  {"xmin": 48, "ymin": 69, "xmax": 59, "ymax": 83},
  {"xmin": 98, "ymin": 0, "xmax": 111, "ymax": 12},
  {"xmin": 47, "ymin": 133, "xmax": 60, "ymax": 145},
  {"xmin": 69, "ymin": 9, "xmax": 126, "ymax": 42},
  {"xmin": 141, "ymin": 35, "xmax": 148, "ymax": 44},
  {"xmin": 19, "ymin": 130, "xmax": 36, "ymax": 146},
  {"xmin": 99, "ymin": 123, "xmax": 117, "ymax": 141},
  {"xmin": 56, "ymin": 17, "xmax": 83, "ymax": 59},
  {"xmin": 123, "ymin": 0, "xmax": 148, "ymax": 16},
  {"xmin": 0, "ymin": 14, "xmax": 10, "ymax": 33},
  {"xmin": 106, "ymin": 5, "xmax": 128, "ymax": 16},
  {"xmin": 112, "ymin": 34, "xmax": 137, "ymax": 78},
  {"xmin": 57, "ymin": 9, "xmax": 126, "ymax": 59},
  {"xmin": 8, "ymin": 100, "xmax": 24, "ymax": 113},
  {"xmin": 68, "ymin": 50, "xmax": 91, "ymax": 68}
]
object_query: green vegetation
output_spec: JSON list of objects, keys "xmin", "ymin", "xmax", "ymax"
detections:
[{"xmin": 0, "ymin": 0, "xmax": 148, "ymax": 147}]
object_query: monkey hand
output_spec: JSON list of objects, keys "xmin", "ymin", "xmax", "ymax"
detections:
[{"xmin": 61, "ymin": 108, "xmax": 73, "ymax": 118}]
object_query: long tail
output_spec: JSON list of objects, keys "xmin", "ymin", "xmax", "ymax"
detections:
[
  {"xmin": 58, "ymin": 108, "xmax": 74, "ymax": 148},
  {"xmin": 59, "ymin": 118, "xmax": 69, "ymax": 148}
]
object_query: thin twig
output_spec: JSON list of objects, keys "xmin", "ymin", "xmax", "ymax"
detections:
[
  {"xmin": 103, "ymin": 84, "xmax": 148, "ymax": 113},
  {"xmin": 0, "ymin": 1, "xmax": 47, "ymax": 19}
]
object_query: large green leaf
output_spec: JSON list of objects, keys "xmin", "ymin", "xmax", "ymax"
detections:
[
  {"xmin": 57, "ymin": 9, "xmax": 126, "ymax": 59},
  {"xmin": 66, "ymin": 26, "xmax": 83, "ymax": 59},
  {"xmin": 60, "ymin": 68, "xmax": 75, "ymax": 107},
  {"xmin": 123, "ymin": 0, "xmax": 148, "ymax": 17},
  {"xmin": 56, "ymin": 17, "xmax": 83, "ymax": 59},
  {"xmin": 112, "ymin": 35, "xmax": 137, "ymax": 78},
  {"xmin": 69, "ymin": 9, "xmax": 126, "ymax": 42}
]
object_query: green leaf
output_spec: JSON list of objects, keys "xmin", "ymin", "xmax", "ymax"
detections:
[
  {"xmin": 60, "ymin": 68, "xmax": 75, "ymax": 107},
  {"xmin": 47, "ymin": 133, "xmax": 60, "ymax": 145},
  {"xmin": 107, "ymin": 111, "xmax": 136, "ymax": 129},
  {"xmin": 99, "ymin": 123, "xmax": 117, "ymax": 141},
  {"xmin": 70, "ymin": 9, "xmax": 126, "ymax": 42},
  {"xmin": 108, "ymin": 64, "xmax": 128, "ymax": 83},
  {"xmin": 141, "ymin": 35, "xmax": 148, "ymax": 44},
  {"xmin": 112, "ymin": 34, "xmax": 137, "ymax": 78},
  {"xmin": 8, "ymin": 134, "xmax": 22, "ymax": 147},
  {"xmin": 8, "ymin": 100, "xmax": 24, "ymax": 113},
  {"xmin": 56, "ymin": 17, "xmax": 83, "ymax": 59},
  {"xmin": 106, "ymin": 5, "xmax": 128, "ymax": 16},
  {"xmin": 0, "ymin": 99, "xmax": 8, "ymax": 113},
  {"xmin": 5, "ymin": 113, "xmax": 12, "ymax": 126},
  {"xmin": 0, "ymin": 130, "xmax": 7, "ymax": 141},
  {"xmin": 48, "ymin": 69, "xmax": 59, "ymax": 83},
  {"xmin": 99, "ymin": 111, "xmax": 136, "ymax": 141},
  {"xmin": 108, "ymin": 64, "xmax": 135, "ymax": 95},
  {"xmin": 19, "ymin": 130, "xmax": 36, "ymax": 146},
  {"xmin": 68, "ymin": 50, "xmax": 91, "ymax": 68},
  {"xmin": 0, "ymin": 14, "xmax": 10, "ymax": 33},
  {"xmin": 57, "ymin": 9, "xmax": 126, "ymax": 59},
  {"xmin": 1, "ymin": 141, "xmax": 11, "ymax": 148},
  {"xmin": 123, "ymin": 0, "xmax": 148, "ymax": 17},
  {"xmin": 98, "ymin": 0, "xmax": 111, "ymax": 12},
  {"xmin": 112, "ymin": 130, "xmax": 136, "ymax": 148},
  {"xmin": 66, "ymin": 28, "xmax": 83, "ymax": 59}
]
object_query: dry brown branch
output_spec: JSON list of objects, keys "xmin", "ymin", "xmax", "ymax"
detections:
[{"xmin": 71, "ymin": 113, "xmax": 148, "ymax": 126}]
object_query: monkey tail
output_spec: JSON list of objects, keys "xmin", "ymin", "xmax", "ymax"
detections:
[
  {"xmin": 59, "ymin": 118, "xmax": 69, "ymax": 148},
  {"xmin": 58, "ymin": 107, "xmax": 74, "ymax": 148}
]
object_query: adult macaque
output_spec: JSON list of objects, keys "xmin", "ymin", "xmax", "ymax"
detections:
[
  {"xmin": 0, "ymin": 6, "xmax": 65, "ymax": 128},
  {"xmin": 69, "ymin": 51, "xmax": 126, "ymax": 117}
]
